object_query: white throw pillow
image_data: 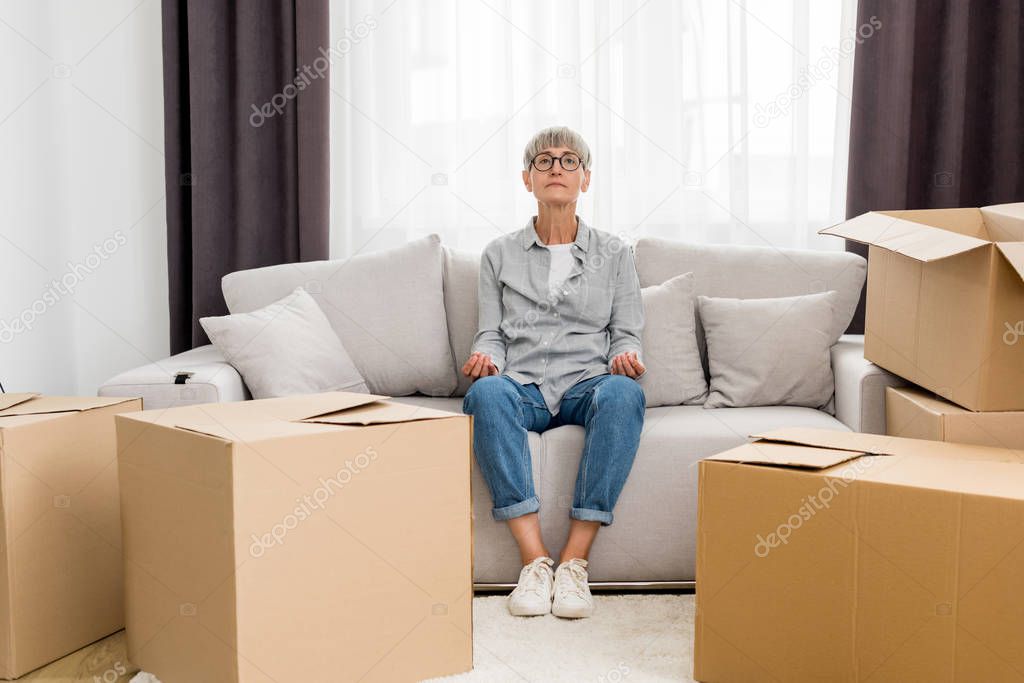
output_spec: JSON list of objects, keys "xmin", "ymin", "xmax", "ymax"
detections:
[
  {"xmin": 638, "ymin": 273, "xmax": 707, "ymax": 407},
  {"xmin": 221, "ymin": 235, "xmax": 456, "ymax": 397},
  {"xmin": 698, "ymin": 290, "xmax": 840, "ymax": 411},
  {"xmin": 200, "ymin": 287, "xmax": 369, "ymax": 399}
]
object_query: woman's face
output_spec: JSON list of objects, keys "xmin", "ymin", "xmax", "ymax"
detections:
[{"xmin": 522, "ymin": 145, "xmax": 591, "ymax": 206}]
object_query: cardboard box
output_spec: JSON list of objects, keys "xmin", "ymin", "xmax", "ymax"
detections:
[
  {"xmin": 821, "ymin": 203, "xmax": 1024, "ymax": 411},
  {"xmin": 115, "ymin": 391, "xmax": 473, "ymax": 683},
  {"xmin": 695, "ymin": 427, "xmax": 1024, "ymax": 682},
  {"xmin": 887, "ymin": 385, "xmax": 1024, "ymax": 451},
  {"xmin": 0, "ymin": 392, "xmax": 142, "ymax": 679}
]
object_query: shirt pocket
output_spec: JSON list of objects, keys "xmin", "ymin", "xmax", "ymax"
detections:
[{"xmin": 581, "ymin": 280, "xmax": 613, "ymax": 327}]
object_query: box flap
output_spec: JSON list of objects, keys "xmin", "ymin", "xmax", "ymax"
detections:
[
  {"xmin": 749, "ymin": 427, "xmax": 900, "ymax": 455},
  {"xmin": 0, "ymin": 393, "xmax": 38, "ymax": 412},
  {"xmin": 170, "ymin": 419, "xmax": 346, "ymax": 443},
  {"xmin": 172, "ymin": 422, "xmax": 239, "ymax": 442},
  {"xmin": 819, "ymin": 211, "xmax": 990, "ymax": 261},
  {"xmin": 981, "ymin": 203, "xmax": 1024, "ymax": 241},
  {"xmin": 996, "ymin": 242, "xmax": 1024, "ymax": 283},
  {"xmin": 982, "ymin": 202, "xmax": 1024, "ymax": 216},
  {"xmin": 754, "ymin": 426, "xmax": 1024, "ymax": 465},
  {"xmin": 0, "ymin": 395, "xmax": 137, "ymax": 417},
  {"xmin": 234, "ymin": 391, "xmax": 392, "ymax": 422},
  {"xmin": 166, "ymin": 392, "xmax": 441, "ymax": 443},
  {"xmin": 301, "ymin": 402, "xmax": 462, "ymax": 426},
  {"xmin": 705, "ymin": 441, "xmax": 867, "ymax": 469}
]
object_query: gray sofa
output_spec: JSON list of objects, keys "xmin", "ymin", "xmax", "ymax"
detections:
[{"xmin": 99, "ymin": 235, "xmax": 904, "ymax": 586}]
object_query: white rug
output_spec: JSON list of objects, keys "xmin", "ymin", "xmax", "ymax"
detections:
[
  {"xmin": 428, "ymin": 593, "xmax": 695, "ymax": 683},
  {"xmin": 131, "ymin": 593, "xmax": 695, "ymax": 683}
]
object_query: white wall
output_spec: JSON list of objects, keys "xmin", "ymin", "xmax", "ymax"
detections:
[{"xmin": 0, "ymin": 0, "xmax": 168, "ymax": 395}]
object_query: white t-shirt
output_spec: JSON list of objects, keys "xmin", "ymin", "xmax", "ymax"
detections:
[{"xmin": 544, "ymin": 243, "xmax": 575, "ymax": 296}]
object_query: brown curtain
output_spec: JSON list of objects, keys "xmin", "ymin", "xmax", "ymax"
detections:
[
  {"xmin": 162, "ymin": 0, "xmax": 331, "ymax": 353},
  {"xmin": 844, "ymin": 0, "xmax": 1024, "ymax": 333}
]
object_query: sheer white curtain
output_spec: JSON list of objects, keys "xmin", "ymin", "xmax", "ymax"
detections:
[{"xmin": 328, "ymin": 0, "xmax": 858, "ymax": 259}]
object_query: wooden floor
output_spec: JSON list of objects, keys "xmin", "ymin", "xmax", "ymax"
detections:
[{"xmin": 17, "ymin": 631, "xmax": 137, "ymax": 682}]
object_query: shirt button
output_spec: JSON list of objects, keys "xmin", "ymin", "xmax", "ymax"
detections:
[{"xmin": 554, "ymin": 312, "xmax": 559, "ymax": 317}]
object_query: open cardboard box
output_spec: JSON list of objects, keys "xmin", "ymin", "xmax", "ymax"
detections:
[
  {"xmin": 821, "ymin": 203, "xmax": 1024, "ymax": 411},
  {"xmin": 694, "ymin": 427, "xmax": 1024, "ymax": 682},
  {"xmin": 115, "ymin": 391, "xmax": 473, "ymax": 683},
  {"xmin": 887, "ymin": 385, "xmax": 1024, "ymax": 451},
  {"xmin": 0, "ymin": 393, "xmax": 142, "ymax": 679}
]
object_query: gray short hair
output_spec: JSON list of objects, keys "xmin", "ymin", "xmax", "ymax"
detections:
[{"xmin": 522, "ymin": 126, "xmax": 592, "ymax": 171}]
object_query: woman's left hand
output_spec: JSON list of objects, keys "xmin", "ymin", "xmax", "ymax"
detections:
[{"xmin": 610, "ymin": 351, "xmax": 646, "ymax": 379}]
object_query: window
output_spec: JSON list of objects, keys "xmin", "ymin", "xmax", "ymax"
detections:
[{"xmin": 329, "ymin": 0, "xmax": 859, "ymax": 258}]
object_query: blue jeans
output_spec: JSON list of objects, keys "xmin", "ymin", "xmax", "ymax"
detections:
[{"xmin": 462, "ymin": 373, "xmax": 645, "ymax": 526}]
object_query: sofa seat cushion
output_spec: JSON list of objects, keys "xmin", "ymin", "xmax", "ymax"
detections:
[
  {"xmin": 391, "ymin": 392, "xmax": 850, "ymax": 584},
  {"xmin": 221, "ymin": 234, "xmax": 457, "ymax": 397},
  {"xmin": 538, "ymin": 405, "xmax": 849, "ymax": 583}
]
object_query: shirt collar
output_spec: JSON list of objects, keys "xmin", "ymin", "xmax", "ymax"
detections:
[{"xmin": 520, "ymin": 214, "xmax": 591, "ymax": 253}]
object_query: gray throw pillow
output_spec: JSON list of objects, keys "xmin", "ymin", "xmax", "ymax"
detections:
[
  {"xmin": 698, "ymin": 290, "xmax": 840, "ymax": 411},
  {"xmin": 200, "ymin": 287, "xmax": 369, "ymax": 399},
  {"xmin": 221, "ymin": 235, "xmax": 456, "ymax": 397},
  {"xmin": 638, "ymin": 273, "xmax": 707, "ymax": 407}
]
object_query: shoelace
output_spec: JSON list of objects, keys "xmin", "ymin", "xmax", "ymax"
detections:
[
  {"xmin": 517, "ymin": 558, "xmax": 552, "ymax": 598},
  {"xmin": 554, "ymin": 560, "xmax": 588, "ymax": 598}
]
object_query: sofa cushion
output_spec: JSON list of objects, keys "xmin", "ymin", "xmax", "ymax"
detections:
[
  {"xmin": 221, "ymin": 235, "xmax": 457, "ymax": 397},
  {"xmin": 391, "ymin": 392, "xmax": 849, "ymax": 584},
  {"xmin": 634, "ymin": 239, "xmax": 866, "ymax": 376},
  {"xmin": 538, "ymin": 404, "xmax": 849, "ymax": 582},
  {"xmin": 200, "ymin": 287, "xmax": 369, "ymax": 399},
  {"xmin": 443, "ymin": 246, "xmax": 481, "ymax": 397},
  {"xmin": 698, "ymin": 290, "xmax": 840, "ymax": 410},
  {"xmin": 638, "ymin": 272, "xmax": 707, "ymax": 407}
]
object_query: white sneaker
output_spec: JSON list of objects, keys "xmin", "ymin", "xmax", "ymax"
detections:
[
  {"xmin": 507, "ymin": 556, "xmax": 555, "ymax": 616},
  {"xmin": 552, "ymin": 558, "xmax": 594, "ymax": 618}
]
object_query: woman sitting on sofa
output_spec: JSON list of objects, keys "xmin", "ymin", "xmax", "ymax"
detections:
[{"xmin": 461, "ymin": 126, "xmax": 647, "ymax": 619}]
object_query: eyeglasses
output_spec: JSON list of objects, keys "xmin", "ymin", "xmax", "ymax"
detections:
[{"xmin": 530, "ymin": 152, "xmax": 583, "ymax": 172}]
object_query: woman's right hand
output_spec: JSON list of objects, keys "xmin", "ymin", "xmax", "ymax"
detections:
[{"xmin": 462, "ymin": 352, "xmax": 499, "ymax": 380}]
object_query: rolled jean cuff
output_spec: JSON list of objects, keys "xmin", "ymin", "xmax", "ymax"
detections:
[
  {"xmin": 492, "ymin": 495, "xmax": 541, "ymax": 521},
  {"xmin": 571, "ymin": 506, "xmax": 613, "ymax": 526}
]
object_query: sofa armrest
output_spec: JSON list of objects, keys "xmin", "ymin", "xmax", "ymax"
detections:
[
  {"xmin": 832, "ymin": 335, "xmax": 907, "ymax": 434},
  {"xmin": 98, "ymin": 345, "xmax": 250, "ymax": 410}
]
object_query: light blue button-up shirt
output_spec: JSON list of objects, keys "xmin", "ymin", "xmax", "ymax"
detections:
[{"xmin": 470, "ymin": 215, "xmax": 645, "ymax": 415}]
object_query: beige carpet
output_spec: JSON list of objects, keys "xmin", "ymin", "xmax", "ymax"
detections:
[
  {"xmin": 427, "ymin": 593, "xmax": 695, "ymax": 683},
  {"xmin": 131, "ymin": 593, "xmax": 695, "ymax": 683}
]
